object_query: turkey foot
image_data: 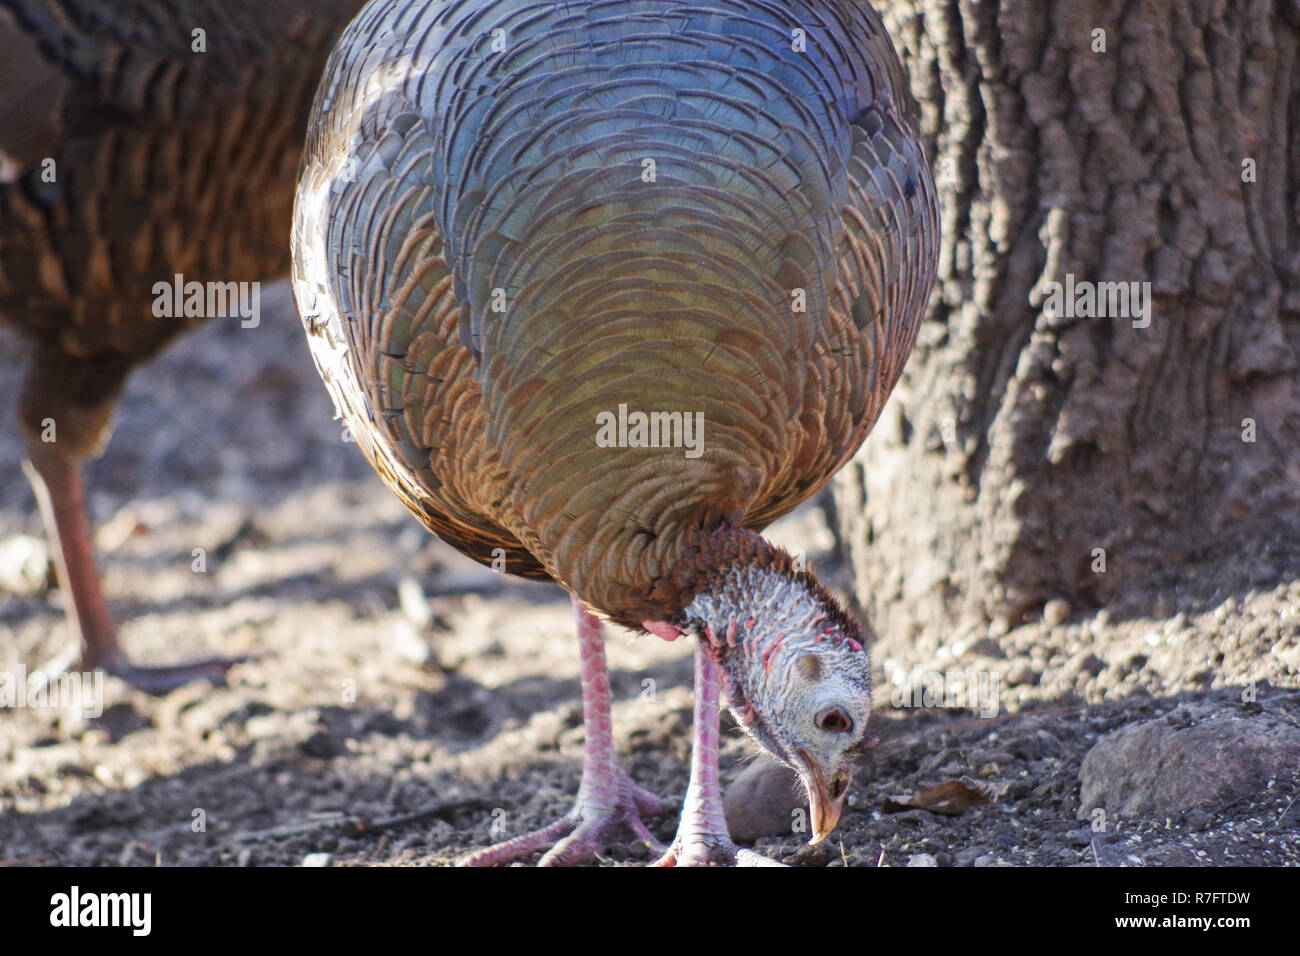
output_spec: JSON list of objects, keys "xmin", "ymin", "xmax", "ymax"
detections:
[
  {"xmin": 459, "ymin": 594, "xmax": 664, "ymax": 866},
  {"xmin": 459, "ymin": 765, "xmax": 663, "ymax": 867},
  {"xmin": 651, "ymin": 644, "xmax": 787, "ymax": 867},
  {"xmin": 653, "ymin": 835, "xmax": 784, "ymax": 868},
  {"xmin": 96, "ymin": 651, "xmax": 249, "ymax": 697},
  {"xmin": 31, "ymin": 642, "xmax": 249, "ymax": 698},
  {"xmin": 24, "ymin": 438, "xmax": 249, "ymax": 696}
]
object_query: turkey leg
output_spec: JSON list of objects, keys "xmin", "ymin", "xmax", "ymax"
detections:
[
  {"xmin": 23, "ymin": 434, "xmax": 246, "ymax": 696},
  {"xmin": 652, "ymin": 643, "xmax": 786, "ymax": 866},
  {"xmin": 459, "ymin": 593, "xmax": 663, "ymax": 865}
]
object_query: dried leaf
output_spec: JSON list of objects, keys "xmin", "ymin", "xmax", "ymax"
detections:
[{"xmin": 881, "ymin": 779, "xmax": 990, "ymax": 816}]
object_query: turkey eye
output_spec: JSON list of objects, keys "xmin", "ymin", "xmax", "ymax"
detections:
[{"xmin": 816, "ymin": 707, "xmax": 853, "ymax": 734}]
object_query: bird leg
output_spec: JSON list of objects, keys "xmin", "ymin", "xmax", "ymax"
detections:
[
  {"xmin": 651, "ymin": 643, "xmax": 786, "ymax": 867},
  {"xmin": 458, "ymin": 593, "xmax": 664, "ymax": 866},
  {"xmin": 22, "ymin": 434, "xmax": 246, "ymax": 696}
]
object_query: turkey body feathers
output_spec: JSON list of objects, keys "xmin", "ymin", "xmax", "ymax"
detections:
[
  {"xmin": 0, "ymin": 0, "xmax": 364, "ymax": 452},
  {"xmin": 0, "ymin": 0, "xmax": 366, "ymax": 692},
  {"xmin": 294, "ymin": 0, "xmax": 939, "ymax": 629}
]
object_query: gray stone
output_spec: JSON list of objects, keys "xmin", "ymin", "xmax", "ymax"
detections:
[
  {"xmin": 1078, "ymin": 705, "xmax": 1300, "ymax": 820},
  {"xmin": 969, "ymin": 637, "xmax": 1007, "ymax": 659},
  {"xmin": 723, "ymin": 754, "xmax": 806, "ymax": 843}
]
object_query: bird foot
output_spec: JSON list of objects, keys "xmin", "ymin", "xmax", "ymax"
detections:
[
  {"xmin": 103, "ymin": 652, "xmax": 252, "ymax": 696},
  {"xmin": 651, "ymin": 835, "xmax": 788, "ymax": 867},
  {"xmin": 458, "ymin": 770, "xmax": 664, "ymax": 867},
  {"xmin": 33, "ymin": 647, "xmax": 251, "ymax": 697}
]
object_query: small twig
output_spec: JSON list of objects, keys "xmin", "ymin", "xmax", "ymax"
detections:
[
  {"xmin": 353, "ymin": 797, "xmax": 489, "ymax": 833},
  {"xmin": 1276, "ymin": 792, "xmax": 1299, "ymax": 828},
  {"xmin": 235, "ymin": 797, "xmax": 488, "ymax": 844},
  {"xmin": 236, "ymin": 812, "xmax": 349, "ymax": 843}
]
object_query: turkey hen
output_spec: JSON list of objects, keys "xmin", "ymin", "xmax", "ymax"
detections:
[
  {"xmin": 294, "ymin": 0, "xmax": 939, "ymax": 865},
  {"xmin": 0, "ymin": 0, "xmax": 364, "ymax": 693}
]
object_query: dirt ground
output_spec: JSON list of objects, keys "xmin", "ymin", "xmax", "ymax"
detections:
[{"xmin": 1, "ymin": 283, "xmax": 1297, "ymax": 867}]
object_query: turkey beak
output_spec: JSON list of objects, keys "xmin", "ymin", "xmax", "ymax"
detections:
[{"xmin": 799, "ymin": 751, "xmax": 847, "ymax": 845}]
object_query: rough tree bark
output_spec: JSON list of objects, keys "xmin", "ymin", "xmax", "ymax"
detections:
[{"xmin": 835, "ymin": 0, "xmax": 1300, "ymax": 650}]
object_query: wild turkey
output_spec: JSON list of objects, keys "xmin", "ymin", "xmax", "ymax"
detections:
[
  {"xmin": 294, "ymin": 0, "xmax": 939, "ymax": 865},
  {"xmin": 0, "ymin": 0, "xmax": 364, "ymax": 693}
]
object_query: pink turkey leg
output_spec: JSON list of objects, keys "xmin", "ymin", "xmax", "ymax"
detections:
[
  {"xmin": 653, "ymin": 643, "xmax": 786, "ymax": 866},
  {"xmin": 459, "ymin": 593, "xmax": 662, "ymax": 866}
]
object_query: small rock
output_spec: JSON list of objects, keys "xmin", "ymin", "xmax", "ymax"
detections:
[
  {"xmin": 388, "ymin": 617, "xmax": 432, "ymax": 665},
  {"xmin": 969, "ymin": 637, "xmax": 1006, "ymax": 659},
  {"xmin": 300, "ymin": 729, "xmax": 342, "ymax": 759},
  {"xmin": 1006, "ymin": 663, "xmax": 1041, "ymax": 687},
  {"xmin": 0, "ymin": 535, "xmax": 51, "ymax": 595},
  {"xmin": 793, "ymin": 841, "xmax": 835, "ymax": 867},
  {"xmin": 1142, "ymin": 845, "xmax": 1202, "ymax": 866},
  {"xmin": 301, "ymin": 853, "xmax": 333, "ymax": 867},
  {"xmin": 906, "ymin": 853, "xmax": 938, "ymax": 867},
  {"xmin": 397, "ymin": 576, "xmax": 433, "ymax": 628},
  {"xmin": 1067, "ymin": 827, "xmax": 1094, "ymax": 847},
  {"xmin": 1043, "ymin": 598, "xmax": 1071, "ymax": 627},
  {"xmin": 724, "ymin": 754, "xmax": 806, "ymax": 843},
  {"xmin": 1067, "ymin": 651, "xmax": 1106, "ymax": 677}
]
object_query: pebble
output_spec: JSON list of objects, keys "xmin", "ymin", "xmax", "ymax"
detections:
[
  {"xmin": 969, "ymin": 637, "xmax": 1006, "ymax": 659},
  {"xmin": 1006, "ymin": 663, "xmax": 1041, "ymax": 687},
  {"xmin": 1043, "ymin": 598, "xmax": 1071, "ymax": 627},
  {"xmin": 0, "ymin": 535, "xmax": 50, "ymax": 595}
]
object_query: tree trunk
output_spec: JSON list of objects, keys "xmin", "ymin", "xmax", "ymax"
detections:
[{"xmin": 836, "ymin": 0, "xmax": 1300, "ymax": 652}]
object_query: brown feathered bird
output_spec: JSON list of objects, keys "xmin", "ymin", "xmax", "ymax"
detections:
[
  {"xmin": 0, "ymin": 0, "xmax": 364, "ymax": 693},
  {"xmin": 294, "ymin": 0, "xmax": 939, "ymax": 865}
]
